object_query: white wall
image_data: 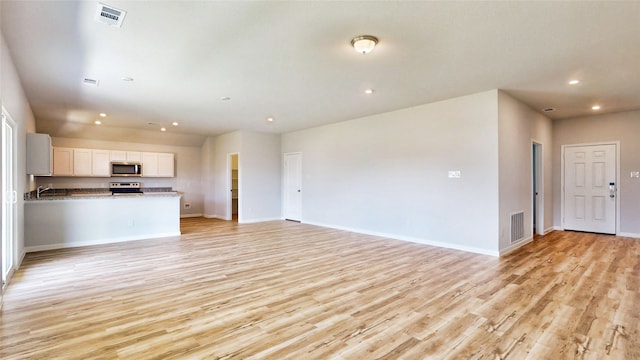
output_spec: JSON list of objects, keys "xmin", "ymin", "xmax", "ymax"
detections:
[
  {"xmin": 552, "ymin": 110, "xmax": 640, "ymax": 237},
  {"xmin": 200, "ymin": 137, "xmax": 216, "ymax": 217},
  {"xmin": 203, "ymin": 130, "xmax": 281, "ymax": 222},
  {"xmin": 208, "ymin": 131, "xmax": 241, "ymax": 219},
  {"xmin": 43, "ymin": 137, "xmax": 203, "ymax": 217},
  {"xmin": 240, "ymin": 131, "xmax": 281, "ymax": 222},
  {"xmin": 497, "ymin": 91, "xmax": 553, "ymax": 253},
  {"xmin": 282, "ymin": 90, "xmax": 501, "ymax": 255},
  {"xmin": 1, "ymin": 29, "xmax": 38, "ymax": 266}
]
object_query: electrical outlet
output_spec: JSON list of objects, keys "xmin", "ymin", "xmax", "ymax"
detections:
[
  {"xmin": 448, "ymin": 170, "xmax": 461, "ymax": 178},
  {"xmin": 631, "ymin": 171, "xmax": 640, "ymax": 178},
  {"xmin": 184, "ymin": 203, "xmax": 191, "ymax": 209}
]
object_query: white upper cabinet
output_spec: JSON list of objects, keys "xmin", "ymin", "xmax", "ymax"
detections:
[
  {"xmin": 73, "ymin": 148, "xmax": 93, "ymax": 176},
  {"xmin": 52, "ymin": 147, "xmax": 74, "ymax": 176},
  {"xmin": 110, "ymin": 151, "xmax": 142, "ymax": 163},
  {"xmin": 142, "ymin": 152, "xmax": 174, "ymax": 177},
  {"xmin": 26, "ymin": 133, "xmax": 52, "ymax": 176},
  {"xmin": 157, "ymin": 153, "xmax": 175, "ymax": 177},
  {"xmin": 48, "ymin": 146, "xmax": 174, "ymax": 178},
  {"xmin": 92, "ymin": 150, "xmax": 111, "ymax": 177}
]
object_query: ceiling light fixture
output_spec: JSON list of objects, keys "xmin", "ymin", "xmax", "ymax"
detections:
[
  {"xmin": 99, "ymin": 113, "xmax": 107, "ymax": 117},
  {"xmin": 172, "ymin": 122, "xmax": 179, "ymax": 126},
  {"xmin": 160, "ymin": 127, "xmax": 167, "ymax": 132},
  {"xmin": 592, "ymin": 105, "xmax": 601, "ymax": 110},
  {"xmin": 94, "ymin": 120, "xmax": 102, "ymax": 125},
  {"xmin": 542, "ymin": 108, "xmax": 556, "ymax": 113},
  {"xmin": 221, "ymin": 96, "xmax": 231, "ymax": 101},
  {"xmin": 267, "ymin": 117, "xmax": 274, "ymax": 122},
  {"xmin": 568, "ymin": 79, "xmax": 580, "ymax": 85},
  {"xmin": 351, "ymin": 35, "xmax": 378, "ymax": 54},
  {"xmin": 364, "ymin": 89, "xmax": 374, "ymax": 94},
  {"xmin": 121, "ymin": 77, "xmax": 134, "ymax": 82}
]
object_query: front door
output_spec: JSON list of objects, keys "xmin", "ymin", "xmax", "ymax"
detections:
[{"xmin": 563, "ymin": 144, "xmax": 617, "ymax": 234}]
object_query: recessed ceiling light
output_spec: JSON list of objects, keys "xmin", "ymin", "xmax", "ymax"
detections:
[
  {"xmin": 267, "ymin": 117, "xmax": 274, "ymax": 122},
  {"xmin": 99, "ymin": 113, "xmax": 107, "ymax": 117},
  {"xmin": 121, "ymin": 76, "xmax": 134, "ymax": 82},
  {"xmin": 160, "ymin": 127, "xmax": 167, "ymax": 132},
  {"xmin": 568, "ymin": 79, "xmax": 580, "ymax": 85},
  {"xmin": 172, "ymin": 122, "xmax": 179, "ymax": 126},
  {"xmin": 221, "ymin": 96, "xmax": 231, "ymax": 101},
  {"xmin": 542, "ymin": 108, "xmax": 556, "ymax": 113},
  {"xmin": 592, "ymin": 105, "xmax": 601, "ymax": 110},
  {"xmin": 94, "ymin": 120, "xmax": 102, "ymax": 125},
  {"xmin": 364, "ymin": 89, "xmax": 374, "ymax": 94}
]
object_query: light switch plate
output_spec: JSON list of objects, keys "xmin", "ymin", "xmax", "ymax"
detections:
[{"xmin": 448, "ymin": 170, "xmax": 461, "ymax": 178}]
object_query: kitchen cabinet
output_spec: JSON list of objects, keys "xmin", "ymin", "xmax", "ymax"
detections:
[
  {"xmin": 142, "ymin": 152, "xmax": 174, "ymax": 177},
  {"xmin": 26, "ymin": 133, "xmax": 52, "ymax": 175},
  {"xmin": 110, "ymin": 151, "xmax": 142, "ymax": 162},
  {"xmin": 92, "ymin": 150, "xmax": 111, "ymax": 176},
  {"xmin": 51, "ymin": 147, "xmax": 173, "ymax": 177},
  {"xmin": 73, "ymin": 148, "xmax": 93, "ymax": 176},
  {"xmin": 53, "ymin": 148, "xmax": 112, "ymax": 177},
  {"xmin": 53, "ymin": 147, "xmax": 74, "ymax": 176}
]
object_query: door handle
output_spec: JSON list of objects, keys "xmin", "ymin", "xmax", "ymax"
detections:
[{"xmin": 609, "ymin": 182, "xmax": 616, "ymax": 198}]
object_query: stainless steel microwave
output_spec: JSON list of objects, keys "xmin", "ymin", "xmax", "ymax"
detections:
[{"xmin": 111, "ymin": 162, "xmax": 142, "ymax": 177}]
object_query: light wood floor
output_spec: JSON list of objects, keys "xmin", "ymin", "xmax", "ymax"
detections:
[{"xmin": 1, "ymin": 218, "xmax": 638, "ymax": 359}]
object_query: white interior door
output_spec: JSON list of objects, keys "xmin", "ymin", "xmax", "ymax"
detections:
[
  {"xmin": 2, "ymin": 110, "xmax": 17, "ymax": 290},
  {"xmin": 563, "ymin": 144, "xmax": 616, "ymax": 234},
  {"xmin": 283, "ymin": 153, "xmax": 302, "ymax": 221}
]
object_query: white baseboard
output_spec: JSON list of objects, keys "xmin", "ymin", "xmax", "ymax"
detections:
[
  {"xmin": 618, "ymin": 232, "xmax": 640, "ymax": 239},
  {"xmin": 553, "ymin": 225, "xmax": 564, "ymax": 231},
  {"xmin": 302, "ymin": 220, "xmax": 499, "ymax": 257},
  {"xmin": 204, "ymin": 214, "xmax": 228, "ymax": 220},
  {"xmin": 543, "ymin": 227, "xmax": 555, "ymax": 235},
  {"xmin": 25, "ymin": 232, "xmax": 182, "ymax": 253},
  {"xmin": 239, "ymin": 217, "xmax": 281, "ymax": 224},
  {"xmin": 499, "ymin": 236, "xmax": 533, "ymax": 256},
  {"xmin": 180, "ymin": 213, "xmax": 203, "ymax": 218}
]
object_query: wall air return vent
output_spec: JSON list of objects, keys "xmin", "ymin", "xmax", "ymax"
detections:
[
  {"xmin": 95, "ymin": 3, "xmax": 126, "ymax": 27},
  {"xmin": 510, "ymin": 211, "xmax": 525, "ymax": 244},
  {"xmin": 83, "ymin": 78, "xmax": 100, "ymax": 86}
]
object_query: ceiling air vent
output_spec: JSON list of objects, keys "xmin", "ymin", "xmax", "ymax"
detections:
[
  {"xmin": 83, "ymin": 78, "xmax": 100, "ymax": 86},
  {"xmin": 95, "ymin": 3, "xmax": 126, "ymax": 28}
]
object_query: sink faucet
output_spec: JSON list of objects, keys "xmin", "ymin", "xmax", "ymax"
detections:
[{"xmin": 36, "ymin": 185, "xmax": 51, "ymax": 199}]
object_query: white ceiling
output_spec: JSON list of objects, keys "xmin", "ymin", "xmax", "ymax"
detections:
[{"xmin": 2, "ymin": 1, "xmax": 639, "ymax": 146}]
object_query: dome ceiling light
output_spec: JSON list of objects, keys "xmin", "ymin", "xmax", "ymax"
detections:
[{"xmin": 351, "ymin": 35, "xmax": 378, "ymax": 54}]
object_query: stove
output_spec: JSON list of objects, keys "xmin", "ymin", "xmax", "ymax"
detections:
[{"xmin": 109, "ymin": 182, "xmax": 143, "ymax": 195}]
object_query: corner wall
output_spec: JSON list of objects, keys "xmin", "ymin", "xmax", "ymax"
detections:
[
  {"xmin": 497, "ymin": 91, "xmax": 553, "ymax": 253},
  {"xmin": 1, "ymin": 29, "xmax": 38, "ymax": 266},
  {"xmin": 282, "ymin": 90, "xmax": 501, "ymax": 255},
  {"xmin": 203, "ymin": 130, "xmax": 281, "ymax": 222},
  {"xmin": 552, "ymin": 110, "xmax": 640, "ymax": 237}
]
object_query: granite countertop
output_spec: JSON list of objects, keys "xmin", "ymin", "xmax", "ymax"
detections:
[{"xmin": 25, "ymin": 188, "xmax": 180, "ymax": 201}]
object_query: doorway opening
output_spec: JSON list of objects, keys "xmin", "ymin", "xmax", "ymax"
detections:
[
  {"xmin": 229, "ymin": 153, "xmax": 239, "ymax": 222},
  {"xmin": 2, "ymin": 108, "xmax": 17, "ymax": 290},
  {"xmin": 532, "ymin": 142, "xmax": 543, "ymax": 236}
]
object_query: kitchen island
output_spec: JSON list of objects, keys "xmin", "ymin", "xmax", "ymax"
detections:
[{"xmin": 25, "ymin": 193, "xmax": 181, "ymax": 252}]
